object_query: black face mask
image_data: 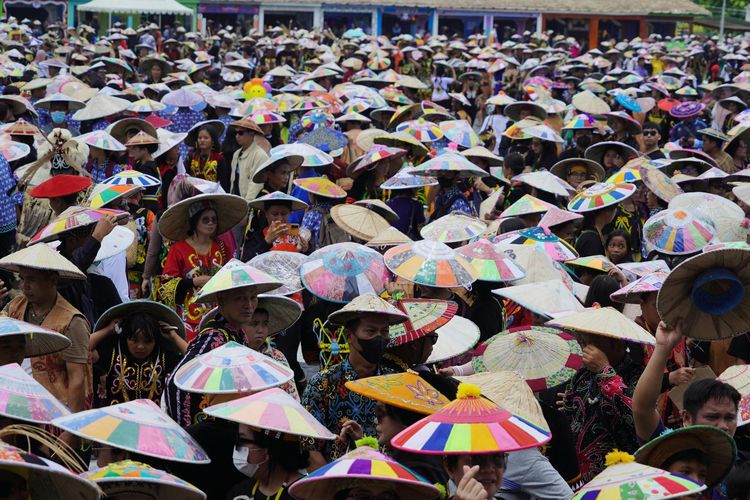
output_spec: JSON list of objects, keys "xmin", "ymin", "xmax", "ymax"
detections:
[
  {"xmin": 437, "ymin": 176, "xmax": 454, "ymax": 188},
  {"xmin": 576, "ymin": 134, "xmax": 592, "ymax": 149},
  {"xmin": 355, "ymin": 336, "xmax": 388, "ymax": 364}
]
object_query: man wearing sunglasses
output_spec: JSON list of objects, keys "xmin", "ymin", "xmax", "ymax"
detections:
[
  {"xmin": 642, "ymin": 122, "xmax": 665, "ymax": 160},
  {"xmin": 229, "ymin": 118, "xmax": 269, "ymax": 202}
]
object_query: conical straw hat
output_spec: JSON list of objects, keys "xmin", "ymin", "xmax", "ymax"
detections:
[
  {"xmin": 328, "ymin": 293, "xmax": 408, "ymax": 326},
  {"xmin": 456, "ymin": 371, "xmax": 550, "ymax": 431},
  {"xmin": 0, "ymin": 244, "xmax": 85, "ymax": 279},
  {"xmin": 366, "ymin": 227, "xmax": 412, "ymax": 248},
  {"xmin": 194, "ymin": 259, "xmax": 283, "ymax": 303},
  {"xmin": 493, "ymin": 279, "xmax": 583, "ymax": 318},
  {"xmin": 546, "ymin": 307, "xmax": 656, "ymax": 345},
  {"xmin": 346, "ymin": 372, "xmax": 450, "ymax": 415},
  {"xmin": 330, "ymin": 204, "xmax": 391, "ymax": 241}
]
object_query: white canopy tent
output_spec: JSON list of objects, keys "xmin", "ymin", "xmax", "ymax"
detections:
[{"xmin": 77, "ymin": 0, "xmax": 193, "ymax": 29}]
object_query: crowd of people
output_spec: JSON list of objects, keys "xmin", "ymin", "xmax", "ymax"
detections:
[{"xmin": 0, "ymin": 14, "xmax": 747, "ymax": 500}]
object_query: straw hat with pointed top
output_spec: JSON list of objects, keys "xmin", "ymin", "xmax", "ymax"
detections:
[
  {"xmin": 247, "ymin": 191, "xmax": 308, "ymax": 212},
  {"xmin": 366, "ymin": 227, "xmax": 412, "ymax": 249},
  {"xmin": 194, "ymin": 259, "xmax": 283, "ymax": 303},
  {"xmin": 330, "ymin": 204, "xmax": 391, "ymax": 242},
  {"xmin": 456, "ymin": 371, "xmax": 550, "ymax": 431},
  {"xmin": 72, "ymin": 94, "xmax": 131, "ymax": 121},
  {"xmin": 0, "ymin": 243, "xmax": 82, "ymax": 280},
  {"xmin": 546, "ymin": 306, "xmax": 656, "ymax": 346},
  {"xmin": 493, "ymin": 279, "xmax": 583, "ymax": 318},
  {"xmin": 125, "ymin": 130, "xmax": 160, "ymax": 147},
  {"xmin": 328, "ymin": 293, "xmax": 409, "ymax": 326}
]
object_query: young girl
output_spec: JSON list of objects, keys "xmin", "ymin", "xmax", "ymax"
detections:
[
  {"xmin": 90, "ymin": 301, "xmax": 187, "ymax": 407},
  {"xmin": 243, "ymin": 192, "xmax": 308, "ymax": 260},
  {"xmin": 605, "ymin": 229, "xmax": 633, "ymax": 265},
  {"xmin": 185, "ymin": 121, "xmax": 224, "ymax": 184}
]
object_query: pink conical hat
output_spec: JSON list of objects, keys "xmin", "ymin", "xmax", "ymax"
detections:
[{"xmin": 539, "ymin": 207, "xmax": 583, "ymax": 228}]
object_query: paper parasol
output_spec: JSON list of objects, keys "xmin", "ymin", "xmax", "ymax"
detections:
[
  {"xmin": 301, "ymin": 242, "xmax": 390, "ymax": 303},
  {"xmin": 248, "ymin": 251, "xmax": 308, "ymax": 296},
  {"xmin": 330, "ymin": 204, "xmax": 391, "ymax": 241},
  {"xmin": 173, "ymin": 341, "xmax": 293, "ymax": 394},
  {"xmin": 384, "ymin": 240, "xmax": 478, "ymax": 288},
  {"xmin": 494, "ymin": 226, "xmax": 578, "ymax": 262},
  {"xmin": 346, "ymin": 372, "xmax": 450, "ymax": 415},
  {"xmin": 546, "ymin": 307, "xmax": 656, "ymax": 346},
  {"xmin": 456, "ymin": 238, "xmax": 526, "ymax": 282},
  {"xmin": 669, "ymin": 192, "xmax": 746, "ymax": 242},
  {"xmin": 288, "ymin": 444, "xmax": 440, "ymax": 500},
  {"xmin": 718, "ymin": 365, "xmax": 750, "ymax": 426},
  {"xmin": 493, "ymin": 279, "xmax": 584, "ymax": 318},
  {"xmin": 420, "ymin": 212, "xmax": 486, "ymax": 243},
  {"xmin": 0, "ymin": 441, "xmax": 102, "ymax": 500},
  {"xmin": 51, "ymin": 399, "xmax": 210, "ymax": 463},
  {"xmin": 471, "ymin": 327, "xmax": 582, "ymax": 392},
  {"xmin": 610, "ymin": 272, "xmax": 668, "ymax": 304},
  {"xmin": 567, "ymin": 182, "xmax": 637, "ymax": 213},
  {"xmin": 0, "ymin": 362, "xmax": 71, "ymax": 423},
  {"xmin": 102, "ymin": 169, "xmax": 161, "ymax": 188},
  {"xmin": 642, "ymin": 208, "xmax": 717, "ymax": 256},
  {"xmin": 389, "ymin": 299, "xmax": 458, "ymax": 346},
  {"xmin": 390, "ymin": 383, "xmax": 551, "ymax": 455},
  {"xmin": 205, "ymin": 387, "xmax": 335, "ymax": 440},
  {"xmin": 572, "ymin": 451, "xmax": 705, "ymax": 500},
  {"xmin": 426, "ymin": 316, "xmax": 481, "ymax": 363}
]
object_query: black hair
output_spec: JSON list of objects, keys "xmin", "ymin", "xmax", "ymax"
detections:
[
  {"xmin": 186, "ymin": 206, "xmax": 217, "ymax": 237},
  {"xmin": 2, "ymin": 86, "xmax": 20, "ymax": 95},
  {"xmin": 194, "ymin": 124, "xmax": 220, "ymax": 152},
  {"xmin": 605, "ymin": 229, "xmax": 632, "ymax": 252},
  {"xmin": 683, "ymin": 379, "xmax": 741, "ymax": 418},
  {"xmin": 642, "ymin": 121, "xmax": 661, "ymax": 133},
  {"xmin": 584, "ymin": 275, "xmax": 623, "ymax": 311},
  {"xmin": 262, "ymin": 200, "xmax": 292, "ymax": 211},
  {"xmin": 504, "ymin": 152, "xmax": 525, "ymax": 176},
  {"xmin": 253, "ymin": 431, "xmax": 309, "ymax": 476},
  {"xmin": 661, "ymin": 448, "xmax": 709, "ymax": 471},
  {"xmin": 499, "ymin": 217, "xmax": 525, "ymax": 234},
  {"xmin": 120, "ymin": 312, "xmax": 161, "ymax": 343},
  {"xmin": 379, "ymin": 402, "xmax": 424, "ymax": 427},
  {"xmin": 726, "ymin": 460, "xmax": 750, "ymax": 498}
]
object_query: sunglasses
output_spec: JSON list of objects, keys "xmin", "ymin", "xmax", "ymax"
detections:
[
  {"xmin": 235, "ymin": 130, "xmax": 247, "ymax": 136},
  {"xmin": 643, "ymin": 130, "xmax": 659, "ymax": 137}
]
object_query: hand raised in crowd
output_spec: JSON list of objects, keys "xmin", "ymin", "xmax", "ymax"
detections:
[
  {"xmin": 264, "ymin": 221, "xmax": 287, "ymax": 245},
  {"xmin": 655, "ymin": 319, "xmax": 684, "ymax": 351},
  {"xmin": 668, "ymin": 366, "xmax": 695, "ymax": 386},
  {"xmin": 337, "ymin": 419, "xmax": 363, "ymax": 444},
  {"xmin": 0, "ymin": 279, "xmax": 8, "ymax": 303},
  {"xmin": 455, "ymin": 465, "xmax": 488, "ymax": 500},
  {"xmin": 91, "ymin": 215, "xmax": 118, "ymax": 242},
  {"xmin": 582, "ymin": 344, "xmax": 610, "ymax": 373}
]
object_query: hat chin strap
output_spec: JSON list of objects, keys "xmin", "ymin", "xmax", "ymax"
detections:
[{"xmin": 691, "ymin": 268, "xmax": 745, "ymax": 315}]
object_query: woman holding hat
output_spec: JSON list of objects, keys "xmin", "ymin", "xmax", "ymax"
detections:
[
  {"xmin": 157, "ymin": 193, "xmax": 246, "ymax": 340},
  {"xmin": 89, "ymin": 300, "xmax": 187, "ymax": 407},
  {"xmin": 185, "ymin": 120, "xmax": 226, "ymax": 185}
]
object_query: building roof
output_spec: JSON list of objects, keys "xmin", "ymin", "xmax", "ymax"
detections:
[{"xmin": 256, "ymin": 0, "xmax": 709, "ymax": 16}]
